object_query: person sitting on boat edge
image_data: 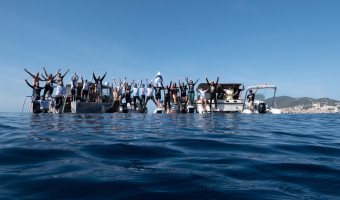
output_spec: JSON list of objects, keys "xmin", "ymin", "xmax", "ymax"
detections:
[
  {"xmin": 186, "ymin": 76, "xmax": 200, "ymax": 106},
  {"xmin": 205, "ymin": 74, "xmax": 219, "ymax": 111},
  {"xmin": 92, "ymin": 70, "xmax": 107, "ymax": 103},
  {"xmin": 217, "ymin": 84, "xmax": 226, "ymax": 100},
  {"xmin": 226, "ymin": 86, "xmax": 234, "ymax": 101},
  {"xmin": 196, "ymin": 86, "xmax": 209, "ymax": 112},
  {"xmin": 161, "ymin": 79, "xmax": 172, "ymax": 113},
  {"xmin": 144, "ymin": 79, "xmax": 157, "ymax": 109},
  {"xmin": 233, "ymin": 84, "xmax": 244, "ymax": 100},
  {"xmin": 32, "ymin": 95, "xmax": 51, "ymax": 113},
  {"xmin": 245, "ymin": 86, "xmax": 258, "ymax": 111}
]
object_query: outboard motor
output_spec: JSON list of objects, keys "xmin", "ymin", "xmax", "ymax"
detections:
[
  {"xmin": 258, "ymin": 103, "xmax": 266, "ymax": 114},
  {"xmin": 187, "ymin": 105, "xmax": 195, "ymax": 113}
]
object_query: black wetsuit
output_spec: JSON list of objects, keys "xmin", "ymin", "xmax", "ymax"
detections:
[
  {"xmin": 93, "ymin": 73, "xmax": 107, "ymax": 96},
  {"xmin": 26, "ymin": 80, "xmax": 44, "ymax": 99},
  {"xmin": 125, "ymin": 85, "xmax": 132, "ymax": 105},
  {"xmin": 206, "ymin": 77, "xmax": 219, "ymax": 109},
  {"xmin": 161, "ymin": 81, "xmax": 172, "ymax": 112},
  {"xmin": 233, "ymin": 88, "xmax": 241, "ymax": 100},
  {"xmin": 217, "ymin": 89, "xmax": 225, "ymax": 100}
]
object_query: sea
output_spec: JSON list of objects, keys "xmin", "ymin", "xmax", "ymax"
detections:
[{"xmin": 0, "ymin": 112, "xmax": 339, "ymax": 200}]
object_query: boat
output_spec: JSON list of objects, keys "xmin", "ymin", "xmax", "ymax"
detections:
[
  {"xmin": 195, "ymin": 83, "xmax": 244, "ymax": 113},
  {"xmin": 242, "ymin": 85, "xmax": 282, "ymax": 114},
  {"xmin": 22, "ymin": 83, "xmax": 147, "ymax": 113}
]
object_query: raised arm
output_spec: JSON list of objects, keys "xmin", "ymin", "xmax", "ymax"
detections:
[
  {"xmin": 178, "ymin": 77, "xmax": 181, "ymax": 87},
  {"xmin": 100, "ymin": 72, "xmax": 107, "ymax": 81},
  {"xmin": 169, "ymin": 79, "xmax": 172, "ymax": 87},
  {"xmin": 254, "ymin": 86, "xmax": 259, "ymax": 95},
  {"xmin": 40, "ymin": 73, "xmax": 47, "ymax": 81},
  {"xmin": 205, "ymin": 75, "xmax": 209, "ymax": 84},
  {"xmin": 92, "ymin": 71, "xmax": 97, "ymax": 82},
  {"xmin": 194, "ymin": 77, "xmax": 200, "ymax": 85},
  {"xmin": 53, "ymin": 68, "xmax": 61, "ymax": 78},
  {"xmin": 185, "ymin": 76, "xmax": 189, "ymax": 85},
  {"xmin": 216, "ymin": 74, "xmax": 219, "ymax": 84},
  {"xmin": 43, "ymin": 66, "xmax": 48, "ymax": 77},
  {"xmin": 24, "ymin": 68, "xmax": 35, "ymax": 78},
  {"xmin": 25, "ymin": 79, "xmax": 33, "ymax": 88},
  {"xmin": 62, "ymin": 69, "xmax": 70, "ymax": 78}
]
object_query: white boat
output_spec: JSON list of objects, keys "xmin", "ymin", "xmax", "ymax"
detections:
[
  {"xmin": 195, "ymin": 83, "xmax": 244, "ymax": 113},
  {"xmin": 242, "ymin": 85, "xmax": 282, "ymax": 114}
]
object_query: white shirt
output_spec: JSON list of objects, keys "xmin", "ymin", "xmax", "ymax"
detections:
[
  {"xmin": 198, "ymin": 89, "xmax": 206, "ymax": 99},
  {"xmin": 146, "ymin": 87, "xmax": 154, "ymax": 96},
  {"xmin": 139, "ymin": 87, "xmax": 146, "ymax": 96},
  {"xmin": 54, "ymin": 85, "xmax": 66, "ymax": 96}
]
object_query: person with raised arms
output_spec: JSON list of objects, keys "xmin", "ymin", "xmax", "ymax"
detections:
[
  {"xmin": 81, "ymin": 75, "xmax": 94, "ymax": 102},
  {"xmin": 92, "ymin": 70, "xmax": 107, "ymax": 103},
  {"xmin": 55, "ymin": 68, "xmax": 70, "ymax": 85},
  {"xmin": 139, "ymin": 78, "xmax": 147, "ymax": 107},
  {"xmin": 245, "ymin": 86, "xmax": 259, "ymax": 111},
  {"xmin": 171, "ymin": 80, "xmax": 179, "ymax": 104},
  {"xmin": 205, "ymin": 74, "xmax": 219, "ymax": 111},
  {"xmin": 25, "ymin": 79, "xmax": 44, "ymax": 100},
  {"xmin": 70, "ymin": 72, "xmax": 79, "ymax": 102},
  {"xmin": 196, "ymin": 86, "xmax": 209, "ymax": 112},
  {"xmin": 178, "ymin": 77, "xmax": 188, "ymax": 103},
  {"xmin": 24, "ymin": 68, "xmax": 45, "ymax": 95},
  {"xmin": 123, "ymin": 79, "xmax": 134, "ymax": 108},
  {"xmin": 161, "ymin": 79, "xmax": 172, "ymax": 113},
  {"xmin": 153, "ymin": 82, "xmax": 163, "ymax": 109},
  {"xmin": 40, "ymin": 66, "xmax": 60, "ymax": 97},
  {"xmin": 185, "ymin": 76, "xmax": 200, "ymax": 106},
  {"xmin": 144, "ymin": 79, "xmax": 157, "ymax": 108},
  {"xmin": 131, "ymin": 80, "xmax": 142, "ymax": 110},
  {"xmin": 112, "ymin": 77, "xmax": 125, "ymax": 102}
]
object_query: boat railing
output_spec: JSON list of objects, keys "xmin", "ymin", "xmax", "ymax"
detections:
[{"xmin": 22, "ymin": 96, "xmax": 33, "ymax": 113}]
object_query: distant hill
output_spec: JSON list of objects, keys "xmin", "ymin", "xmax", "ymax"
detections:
[{"xmin": 265, "ymin": 96, "xmax": 340, "ymax": 109}]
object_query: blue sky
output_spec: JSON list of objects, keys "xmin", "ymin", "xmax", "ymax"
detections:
[{"xmin": 0, "ymin": 0, "xmax": 339, "ymax": 112}]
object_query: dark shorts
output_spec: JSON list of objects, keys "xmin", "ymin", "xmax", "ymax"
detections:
[
  {"xmin": 147, "ymin": 96, "xmax": 154, "ymax": 101},
  {"xmin": 156, "ymin": 94, "xmax": 161, "ymax": 100}
]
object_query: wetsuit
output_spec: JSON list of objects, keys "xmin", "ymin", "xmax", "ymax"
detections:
[
  {"xmin": 25, "ymin": 80, "xmax": 44, "ymax": 99},
  {"xmin": 186, "ymin": 78, "xmax": 200, "ymax": 105},
  {"xmin": 70, "ymin": 74, "xmax": 79, "ymax": 101},
  {"xmin": 206, "ymin": 76, "xmax": 219, "ymax": 109},
  {"xmin": 233, "ymin": 88, "xmax": 241, "ymax": 100},
  {"xmin": 125, "ymin": 84, "xmax": 133, "ymax": 106},
  {"xmin": 217, "ymin": 89, "xmax": 225, "ymax": 100},
  {"xmin": 93, "ymin": 73, "xmax": 107, "ymax": 97},
  {"xmin": 161, "ymin": 81, "xmax": 172, "ymax": 112}
]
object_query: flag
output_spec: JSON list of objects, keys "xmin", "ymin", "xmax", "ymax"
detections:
[{"xmin": 153, "ymin": 72, "xmax": 163, "ymax": 84}]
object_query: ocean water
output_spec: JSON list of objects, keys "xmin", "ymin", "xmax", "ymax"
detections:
[{"xmin": 0, "ymin": 112, "xmax": 339, "ymax": 200}]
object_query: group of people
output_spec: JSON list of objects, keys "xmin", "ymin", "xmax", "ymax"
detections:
[{"xmin": 24, "ymin": 67, "xmax": 257, "ymax": 113}]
